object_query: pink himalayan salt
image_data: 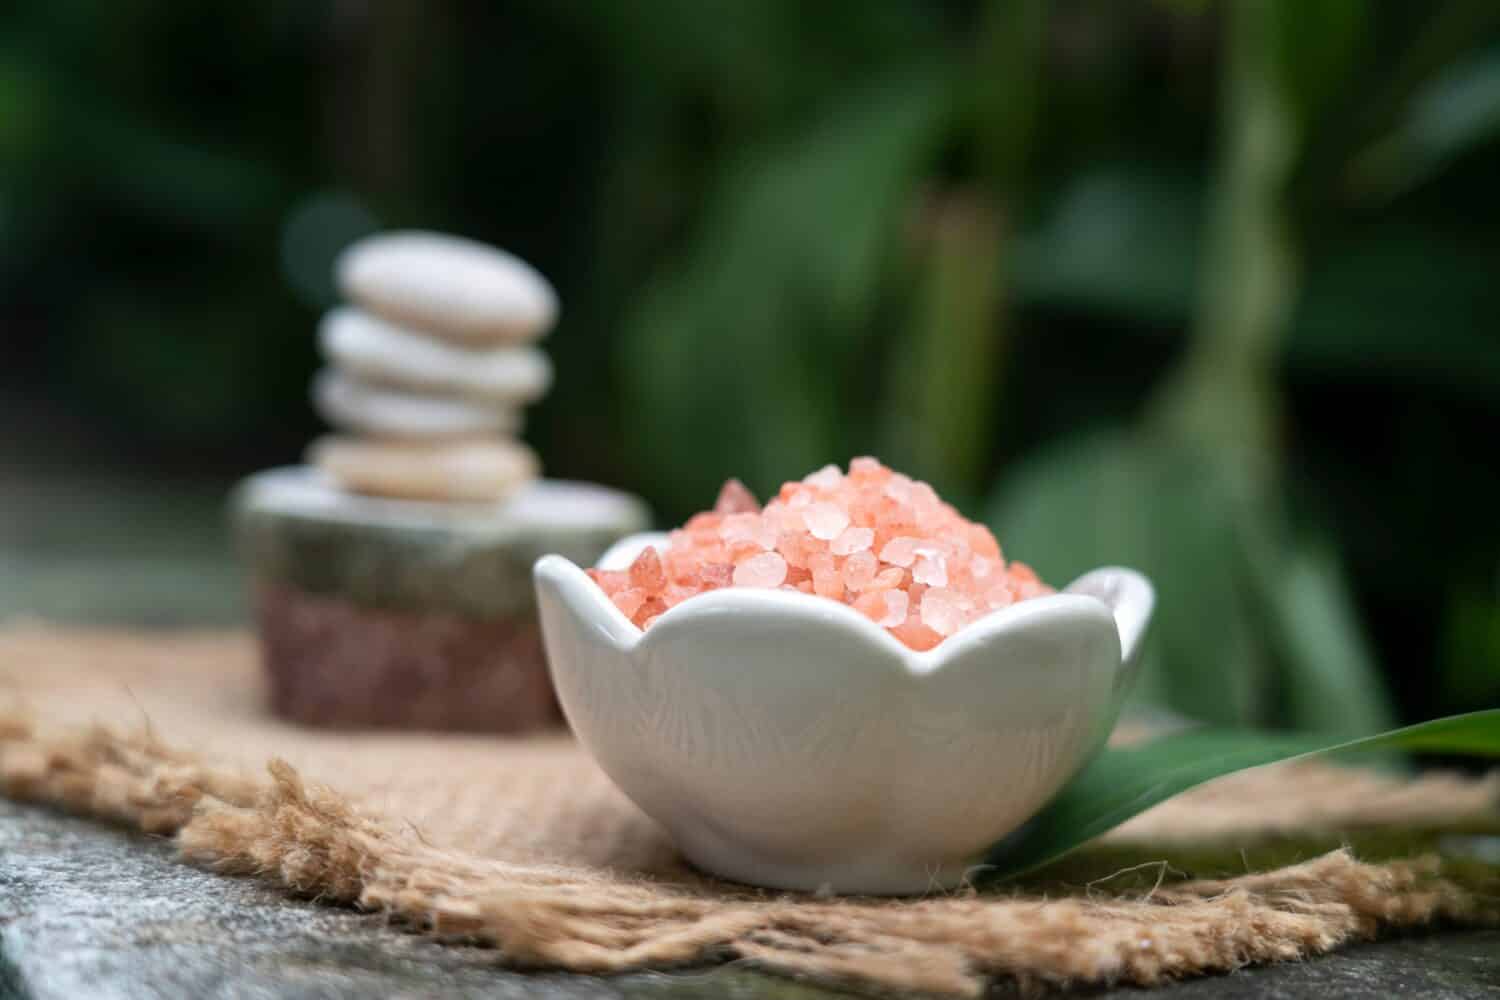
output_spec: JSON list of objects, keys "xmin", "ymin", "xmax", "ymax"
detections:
[
  {"xmin": 912, "ymin": 551, "xmax": 948, "ymax": 587},
  {"xmin": 803, "ymin": 501, "xmax": 850, "ymax": 541},
  {"xmin": 842, "ymin": 549, "xmax": 878, "ymax": 591},
  {"xmin": 734, "ymin": 551, "xmax": 788, "ymax": 588},
  {"xmin": 879, "ymin": 536, "xmax": 920, "ymax": 568},
  {"xmin": 714, "ymin": 478, "xmax": 760, "ymax": 515},
  {"xmin": 854, "ymin": 588, "xmax": 909, "ymax": 629},
  {"xmin": 804, "ymin": 463, "xmax": 843, "ymax": 491},
  {"xmin": 920, "ymin": 587, "xmax": 969, "ymax": 636},
  {"xmin": 585, "ymin": 458, "xmax": 1054, "ymax": 649},
  {"xmin": 831, "ymin": 525, "xmax": 874, "ymax": 556},
  {"xmin": 612, "ymin": 587, "xmax": 647, "ymax": 619}
]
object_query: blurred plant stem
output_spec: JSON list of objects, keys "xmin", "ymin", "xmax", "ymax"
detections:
[
  {"xmin": 896, "ymin": 190, "xmax": 1006, "ymax": 503},
  {"xmin": 883, "ymin": 0, "xmax": 1045, "ymax": 501},
  {"xmin": 1149, "ymin": 0, "xmax": 1299, "ymax": 491},
  {"xmin": 1144, "ymin": 0, "xmax": 1396, "ymax": 733}
]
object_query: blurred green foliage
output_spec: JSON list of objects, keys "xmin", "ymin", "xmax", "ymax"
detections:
[{"xmin": 1, "ymin": 1, "xmax": 1497, "ymax": 729}]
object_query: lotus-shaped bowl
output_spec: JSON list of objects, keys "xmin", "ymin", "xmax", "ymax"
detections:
[{"xmin": 535, "ymin": 533, "xmax": 1153, "ymax": 895}]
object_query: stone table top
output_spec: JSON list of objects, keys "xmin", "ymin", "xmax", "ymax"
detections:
[{"xmin": 4, "ymin": 800, "xmax": 1497, "ymax": 1000}]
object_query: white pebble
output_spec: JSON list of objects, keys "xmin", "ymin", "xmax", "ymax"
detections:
[
  {"xmin": 312, "ymin": 370, "xmax": 519, "ymax": 439},
  {"xmin": 309, "ymin": 435, "xmax": 537, "ymax": 503},
  {"xmin": 336, "ymin": 231, "xmax": 557, "ymax": 345},
  {"xmin": 319, "ymin": 307, "xmax": 552, "ymax": 404}
]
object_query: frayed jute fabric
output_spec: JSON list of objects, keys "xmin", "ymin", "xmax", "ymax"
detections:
[{"xmin": 2, "ymin": 627, "xmax": 1497, "ymax": 997}]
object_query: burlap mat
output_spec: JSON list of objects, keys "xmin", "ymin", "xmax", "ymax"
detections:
[{"xmin": 2, "ymin": 626, "xmax": 1497, "ymax": 997}]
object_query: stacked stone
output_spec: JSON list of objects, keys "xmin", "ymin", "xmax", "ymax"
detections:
[
  {"xmin": 308, "ymin": 231, "xmax": 555, "ymax": 503},
  {"xmin": 232, "ymin": 228, "xmax": 649, "ymax": 732}
]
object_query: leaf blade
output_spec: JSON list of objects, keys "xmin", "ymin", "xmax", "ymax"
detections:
[{"xmin": 986, "ymin": 710, "xmax": 1500, "ymax": 879}]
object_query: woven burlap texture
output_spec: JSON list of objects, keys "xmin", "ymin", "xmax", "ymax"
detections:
[{"xmin": 3, "ymin": 627, "xmax": 1497, "ymax": 997}]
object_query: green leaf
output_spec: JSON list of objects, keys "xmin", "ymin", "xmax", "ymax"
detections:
[
  {"xmin": 1349, "ymin": 49, "xmax": 1500, "ymax": 201},
  {"xmin": 988, "ymin": 433, "xmax": 1273, "ymax": 725},
  {"xmin": 1440, "ymin": 593, "xmax": 1500, "ymax": 710},
  {"xmin": 986, "ymin": 710, "xmax": 1500, "ymax": 879},
  {"xmin": 1246, "ymin": 533, "xmax": 1398, "ymax": 736},
  {"xmin": 621, "ymin": 68, "xmax": 950, "ymax": 514},
  {"xmin": 1011, "ymin": 163, "xmax": 1205, "ymax": 325},
  {"xmin": 1286, "ymin": 224, "xmax": 1500, "ymax": 402}
]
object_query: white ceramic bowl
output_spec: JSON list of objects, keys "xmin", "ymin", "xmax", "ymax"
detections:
[{"xmin": 535, "ymin": 533, "xmax": 1153, "ymax": 895}]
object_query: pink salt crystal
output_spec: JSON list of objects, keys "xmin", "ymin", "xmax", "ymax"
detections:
[
  {"xmin": 776, "ymin": 531, "xmax": 816, "ymax": 569},
  {"xmin": 878, "ymin": 536, "xmax": 920, "ymax": 568},
  {"xmin": 720, "ymin": 512, "xmax": 776, "ymax": 556},
  {"xmin": 733, "ymin": 551, "xmax": 788, "ymax": 588},
  {"xmin": 762, "ymin": 501, "xmax": 801, "ymax": 534},
  {"xmin": 912, "ymin": 552, "xmax": 948, "ymax": 588},
  {"xmin": 883, "ymin": 475, "xmax": 914, "ymax": 504},
  {"xmin": 803, "ymin": 501, "xmax": 849, "ymax": 540},
  {"xmin": 714, "ymin": 478, "xmax": 760, "ymax": 515},
  {"xmin": 891, "ymin": 617, "xmax": 942, "ymax": 652},
  {"xmin": 967, "ymin": 523, "xmax": 1002, "ymax": 560},
  {"xmin": 803, "ymin": 464, "xmax": 844, "ymax": 491},
  {"xmin": 587, "ymin": 457, "xmax": 1053, "ymax": 646},
  {"xmin": 849, "ymin": 456, "xmax": 887, "ymax": 483},
  {"xmin": 684, "ymin": 512, "xmax": 721, "ymax": 536},
  {"xmin": 852, "ymin": 591, "xmax": 886, "ymax": 623},
  {"xmin": 700, "ymin": 563, "xmax": 733, "ymax": 589},
  {"xmin": 813, "ymin": 567, "xmax": 843, "ymax": 600},
  {"xmin": 842, "ymin": 549, "xmax": 878, "ymax": 591},
  {"xmin": 809, "ymin": 552, "xmax": 844, "ymax": 601},
  {"xmin": 725, "ymin": 538, "xmax": 766, "ymax": 562},
  {"xmin": 663, "ymin": 584, "xmax": 698, "ymax": 608},
  {"xmin": 718, "ymin": 512, "xmax": 760, "ymax": 541},
  {"xmin": 1009, "ymin": 561, "xmax": 1041, "ymax": 585},
  {"xmin": 629, "ymin": 547, "xmax": 666, "ymax": 591},
  {"xmin": 612, "ymin": 588, "xmax": 646, "ymax": 618},
  {"xmin": 587, "ymin": 568, "xmax": 629, "ymax": 594},
  {"xmin": 877, "ymin": 589, "xmax": 909, "ymax": 628},
  {"xmin": 985, "ymin": 584, "xmax": 1015, "ymax": 610},
  {"xmin": 830, "ymin": 525, "xmax": 874, "ymax": 556}
]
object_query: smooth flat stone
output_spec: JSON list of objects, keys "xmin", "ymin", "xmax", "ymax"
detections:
[
  {"xmin": 336, "ymin": 230, "xmax": 558, "ymax": 345},
  {"xmin": 309, "ymin": 435, "xmax": 538, "ymax": 503},
  {"xmin": 233, "ymin": 467, "xmax": 651, "ymax": 616},
  {"xmin": 319, "ymin": 307, "xmax": 553, "ymax": 405},
  {"xmin": 312, "ymin": 370, "xmax": 520, "ymax": 439}
]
